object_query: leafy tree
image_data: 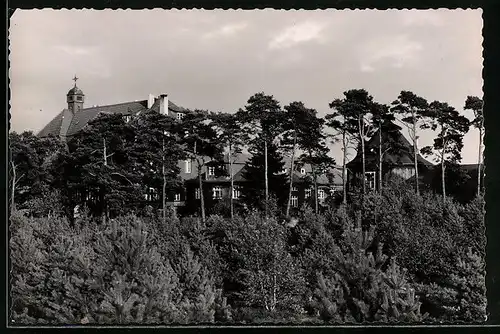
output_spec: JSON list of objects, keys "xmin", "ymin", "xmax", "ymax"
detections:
[
  {"xmin": 62, "ymin": 114, "xmax": 141, "ymax": 222},
  {"xmin": 131, "ymin": 110, "xmax": 185, "ymax": 223},
  {"xmin": 211, "ymin": 112, "xmax": 249, "ymax": 219},
  {"xmin": 180, "ymin": 110, "xmax": 225, "ymax": 222},
  {"xmin": 8, "ymin": 131, "xmax": 64, "ymax": 212},
  {"xmin": 464, "ymin": 96, "xmax": 484, "ymax": 196},
  {"xmin": 391, "ymin": 91, "xmax": 431, "ymax": 195},
  {"xmin": 421, "ymin": 101, "xmax": 470, "ymax": 203},
  {"xmin": 237, "ymin": 93, "xmax": 284, "ymax": 217}
]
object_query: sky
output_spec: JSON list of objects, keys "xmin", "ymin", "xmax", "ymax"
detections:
[{"xmin": 9, "ymin": 9, "xmax": 483, "ymax": 164}]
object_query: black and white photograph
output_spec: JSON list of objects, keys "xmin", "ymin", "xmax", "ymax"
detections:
[{"xmin": 8, "ymin": 8, "xmax": 486, "ymax": 325}]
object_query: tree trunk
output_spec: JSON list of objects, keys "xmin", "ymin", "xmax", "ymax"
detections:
[
  {"xmin": 478, "ymin": 127, "xmax": 483, "ymax": 197},
  {"xmin": 198, "ymin": 163, "xmax": 206, "ymax": 222},
  {"xmin": 10, "ymin": 161, "xmax": 16, "ymax": 213},
  {"xmin": 103, "ymin": 139, "xmax": 107, "ymax": 224},
  {"xmin": 359, "ymin": 116, "xmax": 366, "ymax": 196},
  {"xmin": 412, "ymin": 114, "xmax": 420, "ymax": 195},
  {"xmin": 441, "ymin": 130, "xmax": 448, "ymax": 205},
  {"xmin": 441, "ymin": 153, "xmax": 446, "ymax": 204},
  {"xmin": 286, "ymin": 131, "xmax": 297, "ymax": 217},
  {"xmin": 312, "ymin": 164, "xmax": 319, "ymax": 214},
  {"xmin": 342, "ymin": 130, "xmax": 347, "ymax": 205},
  {"xmin": 264, "ymin": 139, "xmax": 269, "ymax": 218},
  {"xmin": 162, "ymin": 138, "xmax": 167, "ymax": 224},
  {"xmin": 379, "ymin": 121, "xmax": 383, "ymax": 194},
  {"xmin": 229, "ymin": 145, "xmax": 234, "ymax": 220}
]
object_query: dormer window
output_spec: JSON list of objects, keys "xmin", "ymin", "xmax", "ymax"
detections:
[
  {"xmin": 208, "ymin": 166, "xmax": 215, "ymax": 176},
  {"xmin": 125, "ymin": 115, "xmax": 131, "ymax": 123},
  {"xmin": 301, "ymin": 168, "xmax": 306, "ymax": 175},
  {"xmin": 177, "ymin": 113, "xmax": 184, "ymax": 120},
  {"xmin": 185, "ymin": 160, "xmax": 192, "ymax": 174}
]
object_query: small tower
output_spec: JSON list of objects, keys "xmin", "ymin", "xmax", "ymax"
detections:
[{"xmin": 66, "ymin": 75, "xmax": 85, "ymax": 112}]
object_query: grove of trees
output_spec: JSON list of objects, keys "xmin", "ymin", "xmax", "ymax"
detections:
[{"xmin": 9, "ymin": 90, "xmax": 486, "ymax": 325}]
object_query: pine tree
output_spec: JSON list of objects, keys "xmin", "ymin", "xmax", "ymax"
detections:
[{"xmin": 241, "ymin": 141, "xmax": 288, "ymax": 212}]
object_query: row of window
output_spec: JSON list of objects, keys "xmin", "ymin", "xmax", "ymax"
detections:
[{"xmin": 123, "ymin": 112, "xmax": 184, "ymax": 124}]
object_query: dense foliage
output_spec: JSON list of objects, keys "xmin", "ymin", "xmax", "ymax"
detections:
[
  {"xmin": 9, "ymin": 91, "xmax": 485, "ymax": 325},
  {"xmin": 10, "ymin": 183, "xmax": 486, "ymax": 325}
]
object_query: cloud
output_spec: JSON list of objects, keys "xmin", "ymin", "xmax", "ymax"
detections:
[
  {"xmin": 268, "ymin": 21, "xmax": 327, "ymax": 50},
  {"xmin": 359, "ymin": 34, "xmax": 423, "ymax": 72},
  {"xmin": 201, "ymin": 22, "xmax": 248, "ymax": 39},
  {"xmin": 54, "ymin": 45, "xmax": 96, "ymax": 56},
  {"xmin": 400, "ymin": 10, "xmax": 445, "ymax": 27}
]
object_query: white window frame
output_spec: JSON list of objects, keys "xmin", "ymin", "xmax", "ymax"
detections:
[
  {"xmin": 318, "ymin": 189, "xmax": 326, "ymax": 200},
  {"xmin": 281, "ymin": 168, "xmax": 287, "ymax": 174},
  {"xmin": 208, "ymin": 166, "xmax": 215, "ymax": 176},
  {"xmin": 365, "ymin": 171, "xmax": 376, "ymax": 190},
  {"xmin": 301, "ymin": 168, "xmax": 306, "ymax": 175},
  {"xmin": 292, "ymin": 186, "xmax": 298, "ymax": 192},
  {"xmin": 185, "ymin": 160, "xmax": 192, "ymax": 174},
  {"xmin": 212, "ymin": 186, "xmax": 223, "ymax": 199},
  {"xmin": 195, "ymin": 188, "xmax": 201, "ymax": 199},
  {"xmin": 176, "ymin": 112, "xmax": 184, "ymax": 120},
  {"xmin": 174, "ymin": 193, "xmax": 181, "ymax": 202},
  {"xmin": 125, "ymin": 115, "xmax": 131, "ymax": 123},
  {"xmin": 232, "ymin": 187, "xmax": 240, "ymax": 199},
  {"xmin": 291, "ymin": 195, "xmax": 299, "ymax": 208},
  {"xmin": 305, "ymin": 188, "xmax": 312, "ymax": 198}
]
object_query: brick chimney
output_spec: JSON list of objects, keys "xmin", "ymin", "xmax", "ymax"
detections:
[
  {"xmin": 159, "ymin": 94, "xmax": 169, "ymax": 115},
  {"xmin": 147, "ymin": 94, "xmax": 155, "ymax": 109}
]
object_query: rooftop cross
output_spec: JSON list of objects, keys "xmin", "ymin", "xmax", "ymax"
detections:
[{"xmin": 72, "ymin": 75, "xmax": 78, "ymax": 87}]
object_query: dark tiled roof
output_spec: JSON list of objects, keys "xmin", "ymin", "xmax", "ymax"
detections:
[
  {"xmin": 38, "ymin": 97, "xmax": 188, "ymax": 139},
  {"xmin": 38, "ymin": 110, "xmax": 64, "ymax": 137},
  {"xmin": 348, "ymin": 127, "xmax": 433, "ymax": 168},
  {"xmin": 149, "ymin": 98, "xmax": 187, "ymax": 114},
  {"xmin": 66, "ymin": 100, "xmax": 148, "ymax": 136}
]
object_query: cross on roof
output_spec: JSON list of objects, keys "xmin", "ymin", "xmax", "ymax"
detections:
[{"xmin": 72, "ymin": 75, "xmax": 78, "ymax": 87}]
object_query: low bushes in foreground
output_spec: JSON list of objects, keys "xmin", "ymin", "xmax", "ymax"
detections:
[{"xmin": 9, "ymin": 188, "xmax": 486, "ymax": 325}]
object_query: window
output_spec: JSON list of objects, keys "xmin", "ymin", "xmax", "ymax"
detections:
[
  {"xmin": 281, "ymin": 168, "xmax": 287, "ymax": 174},
  {"xmin": 292, "ymin": 186, "xmax": 298, "ymax": 192},
  {"xmin": 301, "ymin": 168, "xmax": 306, "ymax": 175},
  {"xmin": 185, "ymin": 160, "xmax": 192, "ymax": 174},
  {"xmin": 208, "ymin": 166, "xmax": 215, "ymax": 176},
  {"xmin": 365, "ymin": 171, "xmax": 376, "ymax": 190},
  {"xmin": 145, "ymin": 187, "xmax": 156, "ymax": 201},
  {"xmin": 305, "ymin": 188, "xmax": 312, "ymax": 198},
  {"xmin": 318, "ymin": 189, "xmax": 326, "ymax": 200},
  {"xmin": 174, "ymin": 193, "xmax": 181, "ymax": 202},
  {"xmin": 176, "ymin": 112, "xmax": 184, "ymax": 120},
  {"xmin": 77, "ymin": 96, "xmax": 83, "ymax": 101},
  {"xmin": 195, "ymin": 188, "xmax": 201, "ymax": 199},
  {"xmin": 232, "ymin": 187, "xmax": 240, "ymax": 199},
  {"xmin": 125, "ymin": 115, "xmax": 131, "ymax": 123},
  {"xmin": 212, "ymin": 186, "xmax": 223, "ymax": 199},
  {"xmin": 291, "ymin": 195, "xmax": 299, "ymax": 208}
]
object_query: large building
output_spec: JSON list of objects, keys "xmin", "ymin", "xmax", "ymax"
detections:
[{"xmin": 38, "ymin": 79, "xmax": 343, "ymax": 215}]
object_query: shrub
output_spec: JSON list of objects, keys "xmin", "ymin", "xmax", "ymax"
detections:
[{"xmin": 10, "ymin": 213, "xmax": 222, "ymax": 324}]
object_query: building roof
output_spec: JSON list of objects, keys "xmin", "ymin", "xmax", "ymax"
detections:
[
  {"xmin": 347, "ymin": 126, "xmax": 433, "ymax": 168},
  {"xmin": 67, "ymin": 86, "xmax": 84, "ymax": 96},
  {"xmin": 38, "ymin": 97, "xmax": 187, "ymax": 139}
]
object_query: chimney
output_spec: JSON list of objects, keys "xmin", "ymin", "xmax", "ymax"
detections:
[
  {"xmin": 147, "ymin": 94, "xmax": 155, "ymax": 109},
  {"xmin": 159, "ymin": 94, "xmax": 169, "ymax": 115}
]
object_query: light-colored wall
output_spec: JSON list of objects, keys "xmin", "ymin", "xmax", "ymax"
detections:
[{"xmin": 390, "ymin": 166, "xmax": 416, "ymax": 180}]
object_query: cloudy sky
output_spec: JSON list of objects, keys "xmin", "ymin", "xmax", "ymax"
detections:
[{"xmin": 9, "ymin": 9, "xmax": 483, "ymax": 164}]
